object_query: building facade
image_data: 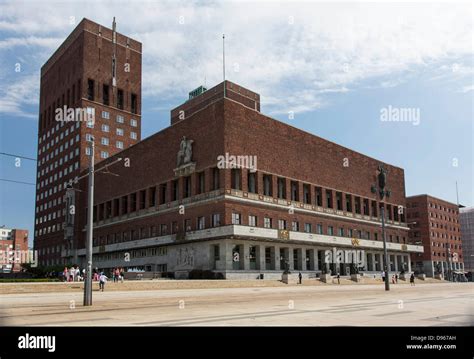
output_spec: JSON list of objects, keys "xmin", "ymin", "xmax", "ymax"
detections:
[
  {"xmin": 34, "ymin": 18, "xmax": 142, "ymax": 266},
  {"xmin": 460, "ymin": 207, "xmax": 474, "ymax": 277},
  {"xmin": 407, "ymin": 195, "xmax": 464, "ymax": 278},
  {"xmin": 0, "ymin": 228, "xmax": 29, "ymax": 272},
  {"xmin": 64, "ymin": 78, "xmax": 422, "ymax": 279},
  {"xmin": 36, "ymin": 19, "xmax": 423, "ymax": 279}
]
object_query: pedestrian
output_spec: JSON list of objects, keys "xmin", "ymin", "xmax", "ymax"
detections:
[
  {"xmin": 337, "ymin": 273, "xmax": 340, "ymax": 284},
  {"xmin": 120, "ymin": 268, "xmax": 124, "ymax": 283},
  {"xmin": 75, "ymin": 266, "xmax": 81, "ymax": 281},
  {"xmin": 69, "ymin": 266, "xmax": 75, "ymax": 282},
  {"xmin": 63, "ymin": 267, "xmax": 68, "ymax": 282},
  {"xmin": 391, "ymin": 275, "xmax": 395, "ymax": 284},
  {"xmin": 381, "ymin": 271, "xmax": 385, "ymax": 282},
  {"xmin": 395, "ymin": 274, "xmax": 398, "ymax": 284},
  {"xmin": 410, "ymin": 273, "xmax": 415, "ymax": 286},
  {"xmin": 99, "ymin": 272, "xmax": 108, "ymax": 292},
  {"xmin": 298, "ymin": 272, "xmax": 302, "ymax": 284},
  {"xmin": 115, "ymin": 268, "xmax": 120, "ymax": 282}
]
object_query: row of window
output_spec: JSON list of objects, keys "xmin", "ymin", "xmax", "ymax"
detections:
[
  {"xmin": 231, "ymin": 213, "xmax": 406, "ymax": 243},
  {"xmin": 98, "ymin": 111, "xmax": 138, "ymax": 126},
  {"xmin": 87, "ymin": 78, "xmax": 138, "ymax": 114},
  {"xmin": 93, "ymin": 169, "xmax": 221, "ymax": 221},
  {"xmin": 431, "ymin": 241, "xmax": 462, "ymax": 250},
  {"xmin": 37, "ymin": 148, "xmax": 80, "ymax": 182},
  {"xmin": 230, "ymin": 169, "xmax": 406, "ymax": 222},
  {"xmin": 39, "ymin": 79, "xmax": 83, "ymax": 131}
]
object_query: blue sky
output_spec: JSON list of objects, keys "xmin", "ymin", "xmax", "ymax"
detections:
[{"xmin": 0, "ymin": 1, "xmax": 472, "ymax": 247}]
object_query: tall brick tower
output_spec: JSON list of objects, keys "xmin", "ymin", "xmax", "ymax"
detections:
[{"xmin": 34, "ymin": 18, "xmax": 142, "ymax": 266}]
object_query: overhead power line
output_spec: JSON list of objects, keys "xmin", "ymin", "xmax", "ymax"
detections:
[
  {"xmin": 0, "ymin": 178, "xmax": 36, "ymax": 186},
  {"xmin": 0, "ymin": 152, "xmax": 37, "ymax": 161}
]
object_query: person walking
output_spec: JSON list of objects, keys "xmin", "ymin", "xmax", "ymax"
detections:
[
  {"xmin": 63, "ymin": 267, "xmax": 68, "ymax": 282},
  {"xmin": 395, "ymin": 274, "xmax": 398, "ymax": 284},
  {"xmin": 119, "ymin": 268, "xmax": 124, "ymax": 283},
  {"xmin": 298, "ymin": 272, "xmax": 302, "ymax": 284},
  {"xmin": 337, "ymin": 273, "xmax": 340, "ymax": 284},
  {"xmin": 99, "ymin": 272, "xmax": 108, "ymax": 292},
  {"xmin": 410, "ymin": 273, "xmax": 415, "ymax": 286},
  {"xmin": 391, "ymin": 275, "xmax": 395, "ymax": 284}
]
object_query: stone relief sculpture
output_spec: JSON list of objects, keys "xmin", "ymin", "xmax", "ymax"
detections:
[
  {"xmin": 176, "ymin": 247, "xmax": 195, "ymax": 268},
  {"xmin": 176, "ymin": 136, "xmax": 194, "ymax": 167}
]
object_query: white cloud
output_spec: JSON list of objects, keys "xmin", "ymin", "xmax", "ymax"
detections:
[
  {"xmin": 0, "ymin": 0, "xmax": 472, "ymax": 116},
  {"xmin": 0, "ymin": 73, "xmax": 39, "ymax": 119}
]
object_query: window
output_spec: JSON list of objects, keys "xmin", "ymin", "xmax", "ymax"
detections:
[
  {"xmin": 278, "ymin": 219, "xmax": 287, "ymax": 230},
  {"xmin": 117, "ymin": 89, "xmax": 124, "ymax": 109},
  {"xmin": 263, "ymin": 174, "xmax": 272, "ymax": 196},
  {"xmin": 211, "ymin": 167, "xmax": 220, "ymax": 190},
  {"xmin": 291, "ymin": 221, "xmax": 299, "ymax": 231},
  {"xmin": 130, "ymin": 119, "xmax": 138, "ymax": 127},
  {"xmin": 328, "ymin": 226, "xmax": 334, "ymax": 235},
  {"xmin": 172, "ymin": 180, "xmax": 179, "ymax": 201},
  {"xmin": 86, "ymin": 119, "xmax": 94, "ymax": 128},
  {"xmin": 101, "ymin": 137, "xmax": 109, "ymax": 146},
  {"xmin": 291, "ymin": 181, "xmax": 299, "ymax": 201},
  {"xmin": 159, "ymin": 183, "xmax": 167, "ymax": 204},
  {"xmin": 303, "ymin": 184, "xmax": 311, "ymax": 204},
  {"xmin": 231, "ymin": 169, "xmax": 241, "ymax": 190},
  {"xmin": 277, "ymin": 177, "xmax": 286, "ymax": 199},
  {"xmin": 338, "ymin": 227, "xmax": 344, "ymax": 236},
  {"xmin": 248, "ymin": 172, "xmax": 257, "ymax": 193},
  {"xmin": 116, "ymin": 128, "xmax": 124, "ymax": 136},
  {"xmin": 363, "ymin": 198, "xmax": 369, "ymax": 215},
  {"xmin": 336, "ymin": 192, "xmax": 343, "ymax": 210},
  {"xmin": 116, "ymin": 141, "xmax": 124, "ymax": 149},
  {"xmin": 101, "ymin": 124, "xmax": 109, "ymax": 132},
  {"xmin": 211, "ymin": 214, "xmax": 221, "ymax": 227},
  {"xmin": 197, "ymin": 172, "xmax": 205, "ymax": 194},
  {"xmin": 130, "ymin": 132, "xmax": 137, "ymax": 140},
  {"xmin": 232, "ymin": 213, "xmax": 241, "ymax": 225},
  {"xmin": 316, "ymin": 187, "xmax": 323, "ymax": 206},
  {"xmin": 346, "ymin": 194, "xmax": 352, "ymax": 212},
  {"xmin": 131, "ymin": 93, "xmax": 138, "ymax": 114},
  {"xmin": 103, "ymin": 84, "xmax": 109, "ymax": 105},
  {"xmin": 317, "ymin": 224, "xmax": 323, "ymax": 234},
  {"xmin": 264, "ymin": 217, "xmax": 272, "ymax": 229},
  {"xmin": 197, "ymin": 216, "xmax": 205, "ymax": 230},
  {"xmin": 304, "ymin": 223, "xmax": 312, "ymax": 233},
  {"xmin": 116, "ymin": 115, "xmax": 124, "ymax": 123},
  {"xmin": 183, "ymin": 176, "xmax": 191, "ymax": 198},
  {"xmin": 355, "ymin": 197, "xmax": 361, "ymax": 214},
  {"xmin": 101, "ymin": 111, "xmax": 110, "ymax": 119},
  {"xmin": 326, "ymin": 190, "xmax": 333, "ymax": 208},
  {"xmin": 100, "ymin": 151, "xmax": 109, "ymax": 159},
  {"xmin": 249, "ymin": 215, "xmax": 257, "ymax": 227},
  {"xmin": 87, "ymin": 79, "xmax": 94, "ymax": 101}
]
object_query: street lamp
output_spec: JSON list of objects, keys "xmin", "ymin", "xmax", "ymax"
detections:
[
  {"xmin": 372, "ymin": 165, "xmax": 391, "ymax": 291},
  {"xmin": 84, "ymin": 137, "xmax": 95, "ymax": 306}
]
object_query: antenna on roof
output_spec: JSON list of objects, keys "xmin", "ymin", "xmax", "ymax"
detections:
[
  {"xmin": 223, "ymin": 34, "xmax": 226, "ymax": 98},
  {"xmin": 456, "ymin": 181, "xmax": 460, "ymax": 207}
]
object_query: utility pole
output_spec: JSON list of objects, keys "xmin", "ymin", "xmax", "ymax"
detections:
[
  {"xmin": 381, "ymin": 205, "xmax": 390, "ymax": 291},
  {"xmin": 83, "ymin": 137, "xmax": 94, "ymax": 306}
]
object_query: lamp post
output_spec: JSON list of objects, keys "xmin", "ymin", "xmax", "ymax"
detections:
[
  {"xmin": 372, "ymin": 165, "xmax": 391, "ymax": 291},
  {"xmin": 84, "ymin": 137, "xmax": 94, "ymax": 306}
]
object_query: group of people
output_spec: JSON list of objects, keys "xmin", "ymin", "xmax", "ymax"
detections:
[
  {"xmin": 63, "ymin": 266, "xmax": 83, "ymax": 282},
  {"xmin": 110, "ymin": 267, "xmax": 125, "ymax": 283},
  {"xmin": 381, "ymin": 271, "xmax": 416, "ymax": 285}
]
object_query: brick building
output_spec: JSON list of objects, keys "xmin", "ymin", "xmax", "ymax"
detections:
[
  {"xmin": 406, "ymin": 195, "xmax": 464, "ymax": 278},
  {"xmin": 460, "ymin": 207, "xmax": 474, "ymax": 278},
  {"xmin": 0, "ymin": 228, "xmax": 29, "ymax": 272},
  {"xmin": 36, "ymin": 18, "xmax": 423, "ymax": 279},
  {"xmin": 66, "ymin": 77, "xmax": 421, "ymax": 279},
  {"xmin": 34, "ymin": 18, "xmax": 142, "ymax": 266}
]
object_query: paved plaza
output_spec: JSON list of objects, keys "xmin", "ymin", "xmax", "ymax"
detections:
[{"xmin": 0, "ymin": 282, "xmax": 472, "ymax": 326}]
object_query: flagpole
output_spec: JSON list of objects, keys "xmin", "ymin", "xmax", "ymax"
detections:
[{"xmin": 223, "ymin": 34, "xmax": 226, "ymax": 98}]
